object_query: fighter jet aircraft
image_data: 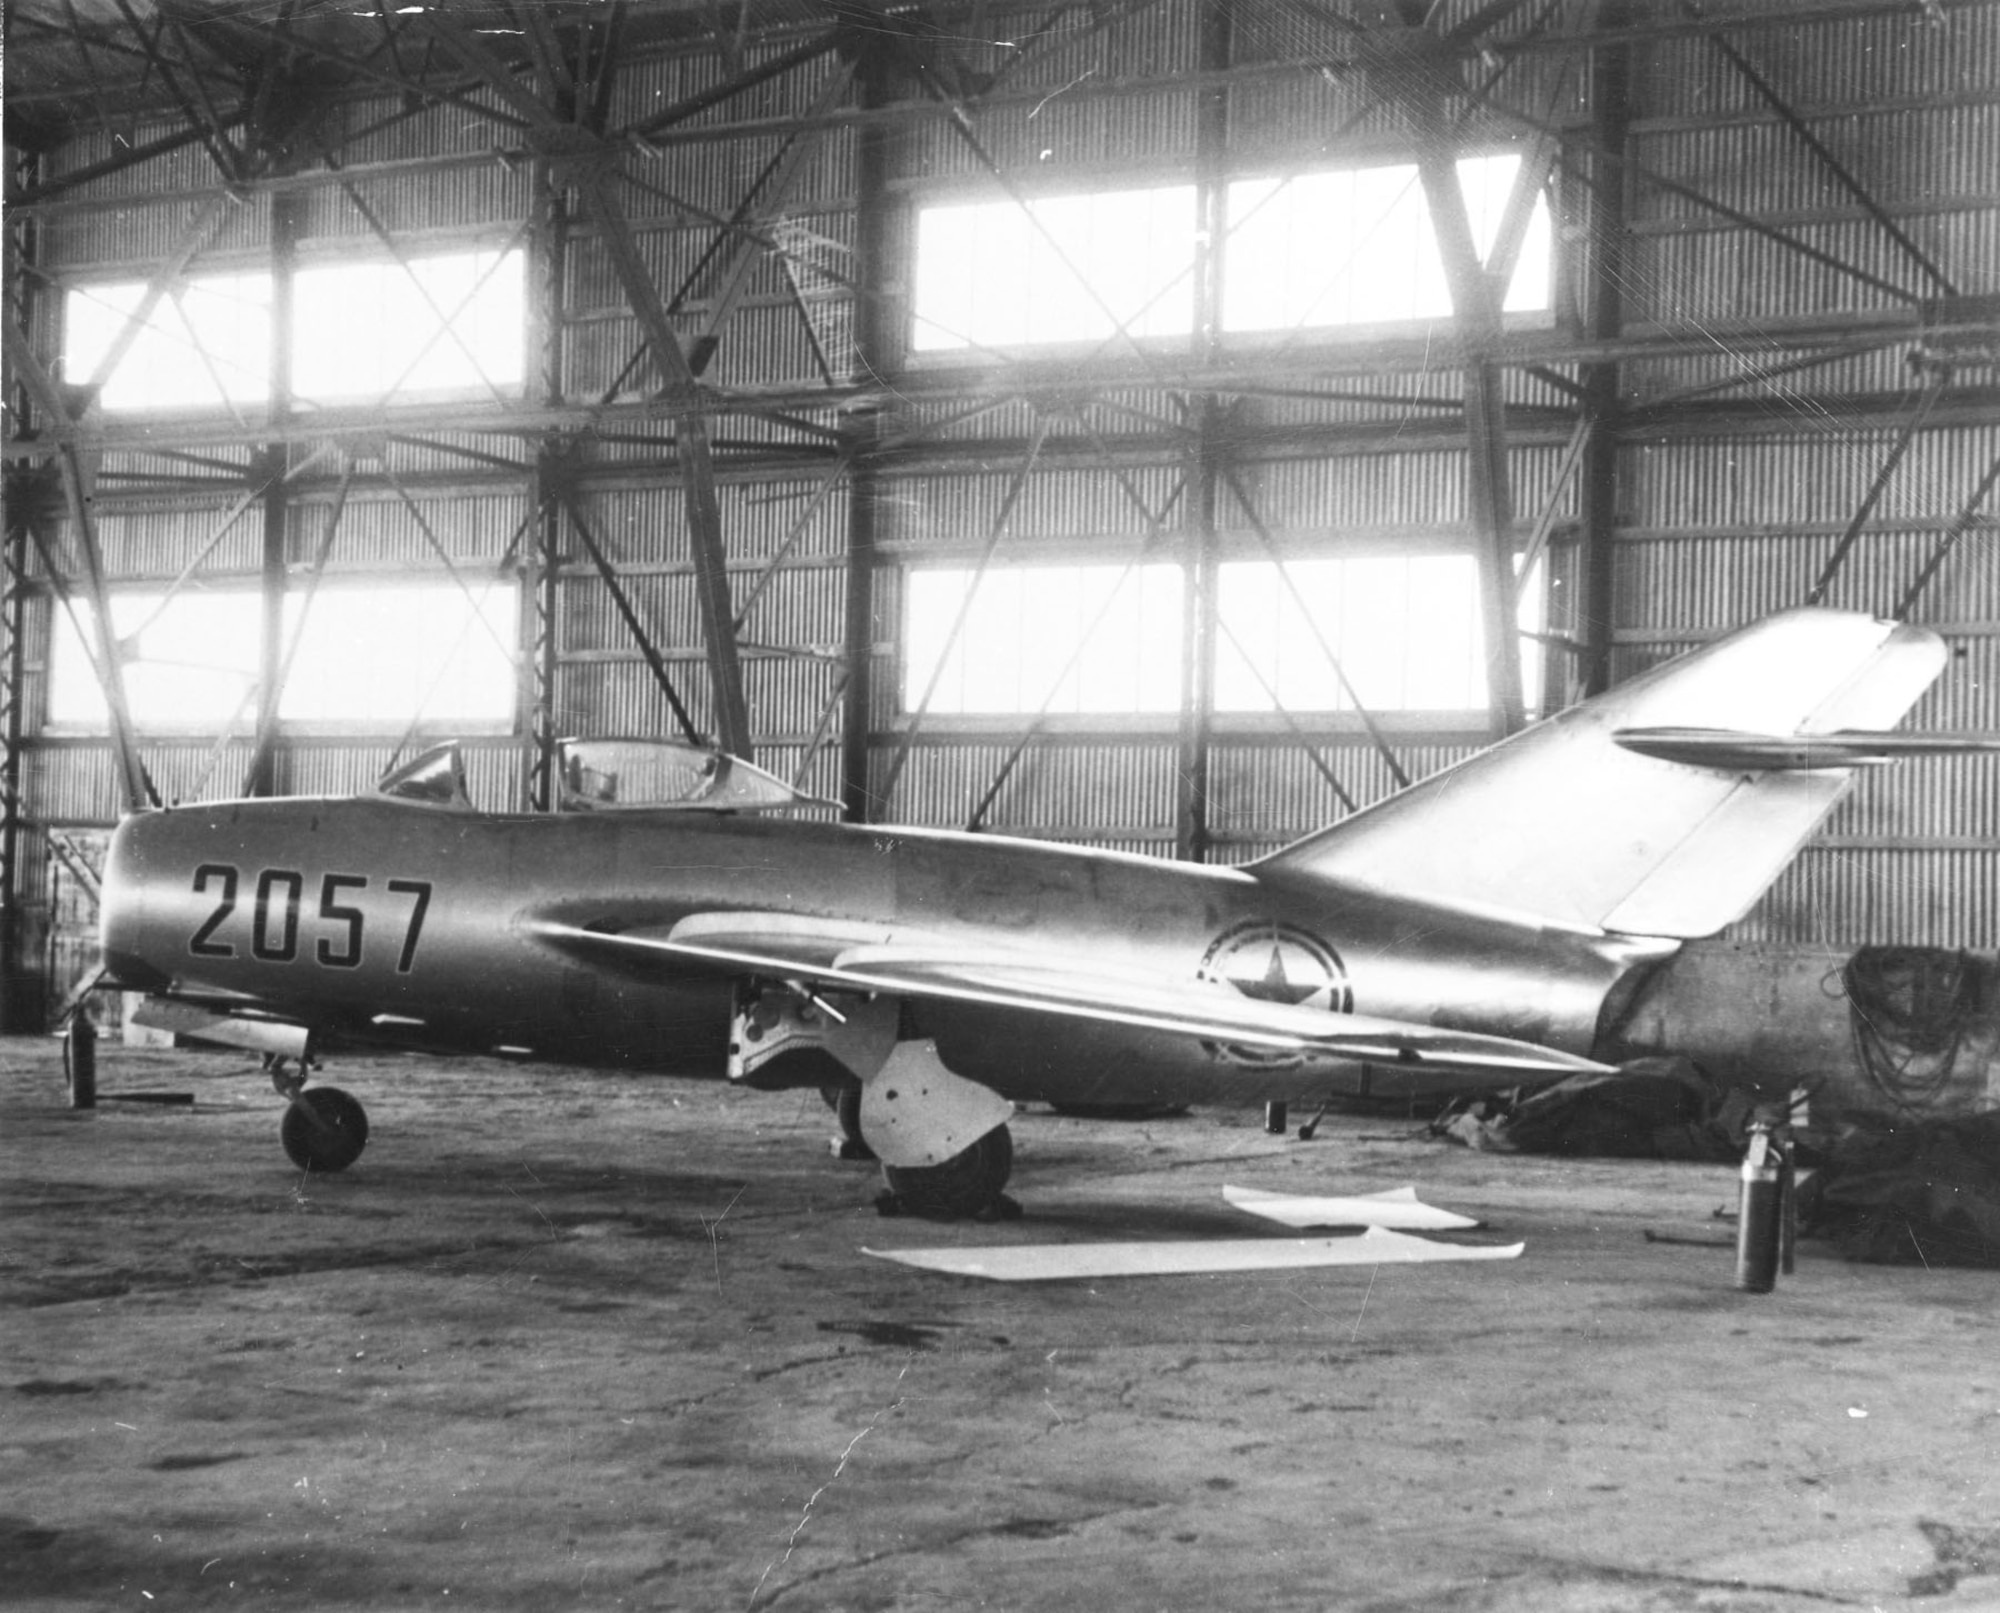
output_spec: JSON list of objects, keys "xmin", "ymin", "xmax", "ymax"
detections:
[{"xmin": 97, "ymin": 606, "xmax": 1962, "ymax": 1216}]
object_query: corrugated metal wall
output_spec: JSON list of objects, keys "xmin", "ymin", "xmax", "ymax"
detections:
[{"xmin": 7, "ymin": 0, "xmax": 1998, "ymax": 1029}]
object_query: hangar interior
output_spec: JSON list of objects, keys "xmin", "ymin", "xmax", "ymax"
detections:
[
  {"xmin": 6, "ymin": 5, "xmax": 2000, "ymax": 1610},
  {"xmin": 4, "ymin": 0, "xmax": 1996, "ymax": 1043}
]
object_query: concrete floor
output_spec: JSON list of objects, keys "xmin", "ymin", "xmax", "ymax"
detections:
[{"xmin": 4, "ymin": 1035, "xmax": 1999, "ymax": 1613}]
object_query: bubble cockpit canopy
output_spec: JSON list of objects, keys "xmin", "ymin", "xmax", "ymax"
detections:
[
  {"xmin": 557, "ymin": 738, "xmax": 836, "ymax": 813},
  {"xmin": 370, "ymin": 739, "xmax": 833, "ymax": 813}
]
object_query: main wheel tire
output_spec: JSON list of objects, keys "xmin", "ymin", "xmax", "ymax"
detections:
[
  {"xmin": 881, "ymin": 1123, "xmax": 1013, "ymax": 1219},
  {"xmin": 833, "ymin": 1083, "xmax": 865, "ymax": 1146},
  {"xmin": 280, "ymin": 1087, "xmax": 369, "ymax": 1174}
]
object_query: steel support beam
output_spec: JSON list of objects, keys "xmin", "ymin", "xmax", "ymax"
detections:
[
  {"xmin": 1689, "ymin": 0, "xmax": 1957, "ymax": 298},
  {"xmin": 1175, "ymin": 0, "xmax": 1233, "ymax": 864},
  {"xmin": 2, "ymin": 299, "xmax": 151, "ymax": 809},
  {"xmin": 1805, "ymin": 377, "xmax": 1945, "ymax": 608},
  {"xmin": 1410, "ymin": 91, "xmax": 1527, "ymax": 735},
  {"xmin": 876, "ymin": 415, "xmax": 1053, "ymax": 814},
  {"xmin": 571, "ymin": 162, "xmax": 753, "ymax": 762},
  {"xmin": 0, "ymin": 479, "xmax": 32, "ymax": 1030},
  {"xmin": 839, "ymin": 33, "xmax": 896, "ymax": 824},
  {"xmin": 1895, "ymin": 450, "xmax": 2000, "ymax": 621},
  {"xmin": 523, "ymin": 88, "xmax": 569, "ymax": 812},
  {"xmin": 245, "ymin": 189, "xmax": 302, "ymax": 798},
  {"xmin": 1579, "ymin": 7, "xmax": 1630, "ymax": 698},
  {"xmin": 419, "ymin": 11, "xmax": 753, "ymax": 760},
  {"xmin": 562, "ymin": 494, "xmax": 703, "ymax": 749}
]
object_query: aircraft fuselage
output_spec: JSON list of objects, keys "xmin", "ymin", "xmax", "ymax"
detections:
[{"xmin": 101, "ymin": 797, "xmax": 1667, "ymax": 1107}]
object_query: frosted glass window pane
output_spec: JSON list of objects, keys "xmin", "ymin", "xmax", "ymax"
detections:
[
  {"xmin": 1224, "ymin": 154, "xmax": 1550, "ymax": 333},
  {"xmin": 1218, "ymin": 554, "xmax": 1499, "ymax": 713},
  {"xmin": 912, "ymin": 188, "xmax": 1196, "ymax": 352},
  {"xmin": 280, "ymin": 583, "xmax": 517, "ymax": 723},
  {"xmin": 50, "ymin": 582, "xmax": 517, "ymax": 731},
  {"xmin": 47, "ymin": 591, "xmax": 263, "ymax": 728},
  {"xmin": 293, "ymin": 249, "xmax": 524, "ymax": 402},
  {"xmin": 64, "ymin": 274, "xmax": 272, "ymax": 412},
  {"xmin": 904, "ymin": 565, "xmax": 1183, "ymax": 714}
]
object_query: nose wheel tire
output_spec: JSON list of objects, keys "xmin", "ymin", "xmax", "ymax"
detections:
[
  {"xmin": 281, "ymin": 1087, "xmax": 370, "ymax": 1174},
  {"xmin": 879, "ymin": 1123, "xmax": 1014, "ymax": 1219}
]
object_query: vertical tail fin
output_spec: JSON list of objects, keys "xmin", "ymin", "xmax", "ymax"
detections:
[{"xmin": 1252, "ymin": 609, "xmax": 1948, "ymax": 938}]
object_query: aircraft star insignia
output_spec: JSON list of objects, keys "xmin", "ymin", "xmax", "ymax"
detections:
[{"xmin": 1227, "ymin": 945, "xmax": 1328, "ymax": 1009}]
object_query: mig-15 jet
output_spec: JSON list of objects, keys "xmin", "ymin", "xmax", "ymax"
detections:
[{"xmin": 99, "ymin": 606, "xmax": 1963, "ymax": 1216}]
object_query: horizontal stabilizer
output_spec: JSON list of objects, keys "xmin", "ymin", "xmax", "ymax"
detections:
[
  {"xmin": 864, "ymin": 1225, "xmax": 1523, "ymax": 1281},
  {"xmin": 1224, "ymin": 1183, "xmax": 1479, "ymax": 1231},
  {"xmin": 1253, "ymin": 609, "xmax": 1949, "ymax": 939},
  {"xmin": 531, "ymin": 917, "xmax": 1616, "ymax": 1078},
  {"xmin": 1613, "ymin": 726, "xmax": 1997, "ymax": 771}
]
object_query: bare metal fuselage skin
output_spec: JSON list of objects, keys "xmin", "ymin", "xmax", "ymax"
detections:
[{"xmin": 100, "ymin": 796, "xmax": 1663, "ymax": 1107}]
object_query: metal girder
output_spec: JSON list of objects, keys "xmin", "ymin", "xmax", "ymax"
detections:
[
  {"xmin": 25, "ymin": 191, "xmax": 233, "ymax": 417},
  {"xmin": 876, "ymin": 413, "xmax": 1055, "ymax": 815},
  {"xmin": 106, "ymin": 0, "xmax": 243, "ymax": 180},
  {"xmin": 838, "ymin": 35, "xmax": 895, "ymax": 825},
  {"xmin": 684, "ymin": 62, "xmax": 857, "ymax": 374},
  {"xmin": 7, "ymin": 120, "xmax": 243, "ymax": 208},
  {"xmin": 0, "ymin": 481, "xmax": 30, "ymax": 1029},
  {"xmin": 1518, "ymin": 98, "xmax": 1922, "ymax": 307},
  {"xmin": 1806, "ymin": 377, "xmax": 1946, "ymax": 607},
  {"xmin": 400, "ymin": 11, "xmax": 548, "ymax": 124},
  {"xmin": 1, "ymin": 303, "xmax": 151, "ymax": 810},
  {"xmin": 309, "ymin": 156, "xmax": 530, "ymax": 409},
  {"xmin": 1215, "ymin": 612, "xmax": 1364, "ymax": 817},
  {"xmin": 1413, "ymin": 115, "xmax": 1527, "ymax": 737},
  {"xmin": 417, "ymin": 7, "xmax": 754, "ymax": 761},
  {"xmin": 1172, "ymin": 0, "xmax": 1231, "ymax": 865},
  {"xmin": 1894, "ymin": 450, "xmax": 2000, "ymax": 620},
  {"xmin": 1514, "ymin": 412, "xmax": 1589, "ymax": 593},
  {"xmin": 569, "ymin": 160, "xmax": 753, "ymax": 760},
  {"xmin": 967, "ymin": 423, "xmax": 1190, "ymax": 838},
  {"xmin": 53, "ymin": 441, "xmax": 152, "ymax": 810},
  {"xmin": 729, "ymin": 450, "xmax": 854, "ymax": 635},
  {"xmin": 1687, "ymin": 1, "xmax": 1958, "ymax": 299},
  {"xmin": 620, "ymin": 32, "xmax": 840, "ymax": 141},
  {"xmin": 240, "ymin": 456, "xmax": 352, "ymax": 798},
  {"xmin": 1578, "ymin": 3, "xmax": 1631, "ymax": 699},
  {"xmin": 1222, "ymin": 465, "xmax": 1413, "ymax": 794},
  {"xmin": 560, "ymin": 492, "xmax": 704, "ymax": 748},
  {"xmin": 525, "ymin": 469, "xmax": 562, "ymax": 812}
]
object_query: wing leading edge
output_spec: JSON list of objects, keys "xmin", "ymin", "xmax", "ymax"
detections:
[{"xmin": 530, "ymin": 915, "xmax": 1612, "ymax": 1078}]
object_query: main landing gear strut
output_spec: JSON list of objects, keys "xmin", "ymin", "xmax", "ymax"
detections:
[
  {"xmin": 733, "ymin": 986, "xmax": 1020, "ymax": 1219},
  {"xmin": 268, "ymin": 1057, "xmax": 370, "ymax": 1174}
]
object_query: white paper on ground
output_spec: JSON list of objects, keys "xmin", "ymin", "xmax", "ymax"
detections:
[
  {"xmin": 863, "ymin": 1225, "xmax": 1523, "ymax": 1281},
  {"xmin": 1223, "ymin": 1183, "xmax": 1479, "ymax": 1231}
]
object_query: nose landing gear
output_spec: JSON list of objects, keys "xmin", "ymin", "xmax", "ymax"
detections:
[{"xmin": 268, "ymin": 1058, "xmax": 370, "ymax": 1174}]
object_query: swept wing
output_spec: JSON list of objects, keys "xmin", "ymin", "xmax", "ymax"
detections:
[{"xmin": 530, "ymin": 914, "xmax": 1613, "ymax": 1077}]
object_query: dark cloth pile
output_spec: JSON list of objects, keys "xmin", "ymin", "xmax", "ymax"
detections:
[
  {"xmin": 1429, "ymin": 1056, "xmax": 1754, "ymax": 1162},
  {"xmin": 1799, "ymin": 1111, "xmax": 2000, "ymax": 1267}
]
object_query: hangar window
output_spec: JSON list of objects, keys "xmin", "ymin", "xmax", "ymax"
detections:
[
  {"xmin": 61, "ymin": 247, "xmax": 524, "ymax": 414},
  {"xmin": 292, "ymin": 247, "xmax": 525, "ymax": 403},
  {"xmin": 47, "ymin": 580, "xmax": 518, "ymax": 732},
  {"xmin": 62, "ymin": 272, "xmax": 273, "ymax": 412},
  {"xmin": 1215, "ymin": 554, "xmax": 1545, "ymax": 714},
  {"xmin": 903, "ymin": 564, "xmax": 1184, "ymax": 714},
  {"xmin": 1224, "ymin": 153, "xmax": 1552, "ymax": 332},
  {"xmin": 908, "ymin": 155, "xmax": 1549, "ymax": 356},
  {"xmin": 910, "ymin": 186, "xmax": 1198, "ymax": 352}
]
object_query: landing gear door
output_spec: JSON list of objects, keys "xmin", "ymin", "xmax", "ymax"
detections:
[{"xmin": 729, "ymin": 985, "xmax": 898, "ymax": 1090}]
